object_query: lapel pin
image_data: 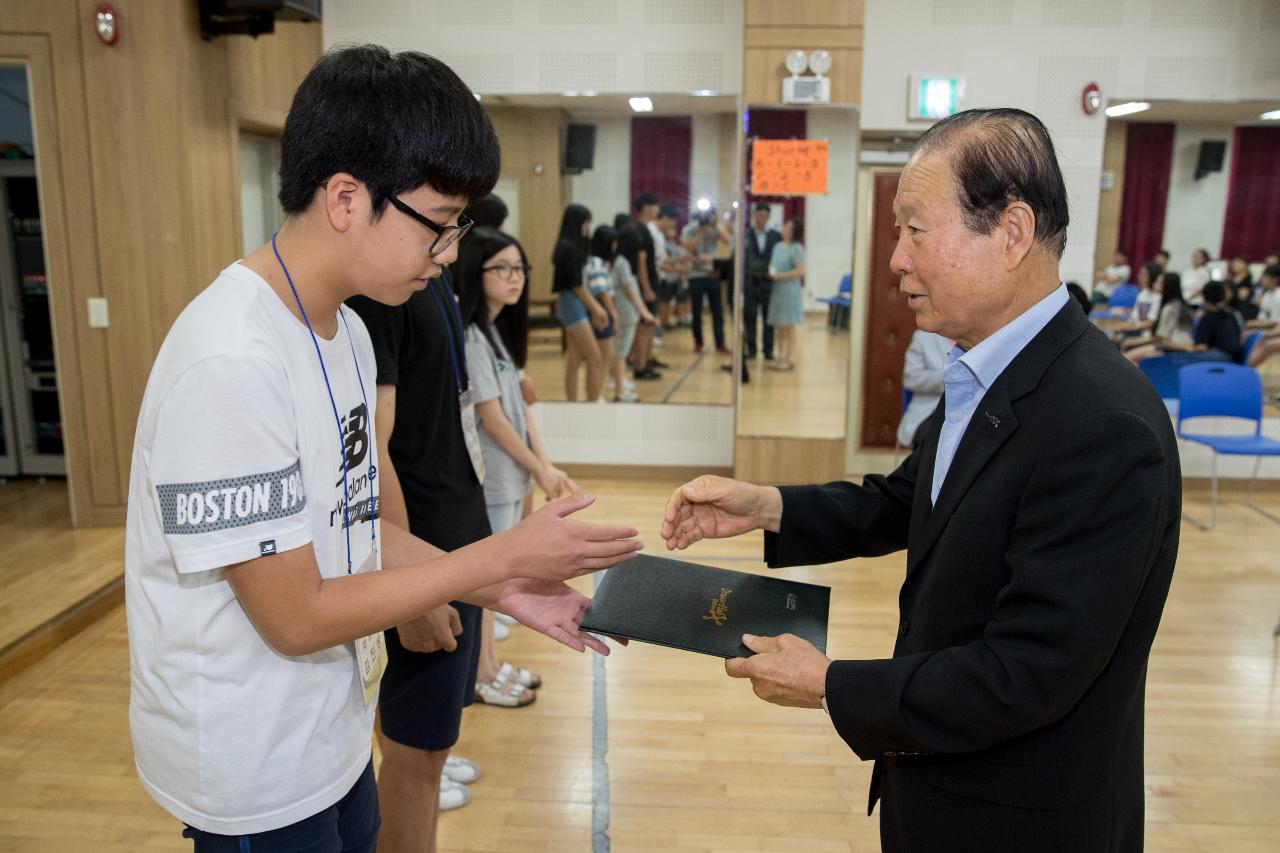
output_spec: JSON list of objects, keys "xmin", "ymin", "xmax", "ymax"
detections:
[{"xmin": 985, "ymin": 411, "xmax": 1001, "ymax": 429}]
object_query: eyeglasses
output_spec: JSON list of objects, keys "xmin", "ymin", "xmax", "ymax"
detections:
[
  {"xmin": 387, "ymin": 196, "xmax": 473, "ymax": 257},
  {"xmin": 482, "ymin": 262, "xmax": 531, "ymax": 282}
]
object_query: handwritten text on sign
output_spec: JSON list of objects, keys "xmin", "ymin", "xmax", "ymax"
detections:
[{"xmin": 751, "ymin": 139, "xmax": 829, "ymax": 195}]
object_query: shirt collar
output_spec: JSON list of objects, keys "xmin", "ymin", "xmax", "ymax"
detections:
[{"xmin": 949, "ymin": 284, "xmax": 1069, "ymax": 390}]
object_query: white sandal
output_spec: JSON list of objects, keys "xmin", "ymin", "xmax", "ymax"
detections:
[
  {"xmin": 497, "ymin": 660, "xmax": 541, "ymax": 690},
  {"xmin": 474, "ymin": 673, "xmax": 535, "ymax": 707}
]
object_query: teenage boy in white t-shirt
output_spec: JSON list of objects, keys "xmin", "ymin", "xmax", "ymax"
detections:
[{"xmin": 125, "ymin": 45, "xmax": 641, "ymax": 852}]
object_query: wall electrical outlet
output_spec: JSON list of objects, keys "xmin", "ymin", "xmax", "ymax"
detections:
[{"xmin": 87, "ymin": 297, "xmax": 109, "ymax": 328}]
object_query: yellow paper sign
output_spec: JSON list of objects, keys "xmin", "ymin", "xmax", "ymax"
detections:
[{"xmin": 751, "ymin": 139, "xmax": 829, "ymax": 195}]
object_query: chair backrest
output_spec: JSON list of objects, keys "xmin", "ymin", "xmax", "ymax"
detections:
[
  {"xmin": 1240, "ymin": 330, "xmax": 1264, "ymax": 364},
  {"xmin": 838, "ymin": 274, "xmax": 852, "ymax": 295},
  {"xmin": 1177, "ymin": 362, "xmax": 1263, "ymax": 431},
  {"xmin": 1139, "ymin": 353, "xmax": 1201, "ymax": 400},
  {"xmin": 1108, "ymin": 283, "xmax": 1140, "ymax": 309}
]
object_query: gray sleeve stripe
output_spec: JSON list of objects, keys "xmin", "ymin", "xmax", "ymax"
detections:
[{"xmin": 156, "ymin": 460, "xmax": 306, "ymax": 535}]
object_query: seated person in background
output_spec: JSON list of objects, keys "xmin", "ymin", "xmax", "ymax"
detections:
[
  {"xmin": 1181, "ymin": 247, "xmax": 1213, "ymax": 303},
  {"xmin": 1093, "ymin": 247, "xmax": 1131, "ymax": 300},
  {"xmin": 895, "ymin": 330, "xmax": 950, "ymax": 450},
  {"xmin": 1122, "ymin": 272, "xmax": 1193, "ymax": 365},
  {"xmin": 1154, "ymin": 248, "xmax": 1170, "ymax": 271},
  {"xmin": 1156, "ymin": 280, "xmax": 1244, "ymax": 363},
  {"xmin": 1132, "ymin": 262, "xmax": 1163, "ymax": 323},
  {"xmin": 1246, "ymin": 266, "xmax": 1280, "ymax": 369},
  {"xmin": 1065, "ymin": 281, "xmax": 1092, "ymax": 314},
  {"xmin": 1227, "ymin": 255, "xmax": 1257, "ymax": 320},
  {"xmin": 464, "ymin": 193, "xmax": 508, "ymax": 232}
]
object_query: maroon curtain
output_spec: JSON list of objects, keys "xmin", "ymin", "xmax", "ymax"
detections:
[
  {"xmin": 630, "ymin": 116, "xmax": 692, "ymax": 222},
  {"xmin": 1117, "ymin": 123, "xmax": 1175, "ymax": 273},
  {"xmin": 746, "ymin": 108, "xmax": 807, "ymax": 223},
  {"xmin": 1221, "ymin": 126, "xmax": 1280, "ymax": 261}
]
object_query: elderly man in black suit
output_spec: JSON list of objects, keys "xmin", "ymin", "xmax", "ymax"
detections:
[
  {"xmin": 662, "ymin": 108, "xmax": 1179, "ymax": 852},
  {"xmin": 743, "ymin": 202, "xmax": 783, "ymax": 360}
]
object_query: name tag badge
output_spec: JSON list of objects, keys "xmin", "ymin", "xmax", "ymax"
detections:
[
  {"xmin": 458, "ymin": 388, "xmax": 486, "ymax": 485},
  {"xmin": 352, "ymin": 547, "xmax": 387, "ymax": 706}
]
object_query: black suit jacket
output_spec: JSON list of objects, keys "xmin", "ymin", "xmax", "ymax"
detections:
[
  {"xmin": 744, "ymin": 226, "xmax": 782, "ymax": 279},
  {"xmin": 765, "ymin": 303, "xmax": 1180, "ymax": 852}
]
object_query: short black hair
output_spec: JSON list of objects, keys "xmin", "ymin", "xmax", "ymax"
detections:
[
  {"xmin": 753, "ymin": 202, "xmax": 771, "ymax": 214},
  {"xmin": 634, "ymin": 192, "xmax": 659, "ymax": 211},
  {"xmin": 658, "ymin": 203, "xmax": 680, "ymax": 221},
  {"xmin": 590, "ymin": 225, "xmax": 618, "ymax": 264},
  {"xmin": 454, "ymin": 226, "xmax": 529, "ymax": 368},
  {"xmin": 1156, "ymin": 248, "xmax": 1170, "ymax": 258},
  {"xmin": 1202, "ymin": 280, "xmax": 1227, "ymax": 305},
  {"xmin": 914, "ymin": 108, "xmax": 1069, "ymax": 258},
  {"xmin": 1140, "ymin": 262, "xmax": 1162, "ymax": 286},
  {"xmin": 279, "ymin": 45, "xmax": 500, "ymax": 217},
  {"xmin": 1262, "ymin": 265, "xmax": 1280, "ymax": 281},
  {"xmin": 465, "ymin": 193, "xmax": 508, "ymax": 229},
  {"xmin": 613, "ymin": 212, "xmax": 631, "ymax": 229}
]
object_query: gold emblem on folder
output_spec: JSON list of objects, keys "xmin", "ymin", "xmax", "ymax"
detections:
[{"xmin": 703, "ymin": 587, "xmax": 732, "ymax": 626}]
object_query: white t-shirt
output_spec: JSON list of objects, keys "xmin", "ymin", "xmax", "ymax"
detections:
[
  {"xmin": 1133, "ymin": 288, "xmax": 1162, "ymax": 323},
  {"xmin": 1259, "ymin": 287, "xmax": 1280, "ymax": 322},
  {"xmin": 125, "ymin": 262, "xmax": 380, "ymax": 835},
  {"xmin": 1181, "ymin": 266, "xmax": 1212, "ymax": 301}
]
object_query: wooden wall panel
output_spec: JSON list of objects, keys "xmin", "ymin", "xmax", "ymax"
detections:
[
  {"xmin": 746, "ymin": 0, "xmax": 865, "ymax": 27},
  {"xmin": 734, "ymin": 436, "xmax": 847, "ymax": 485},
  {"xmin": 0, "ymin": 1, "xmax": 322, "ymax": 526},
  {"xmin": 483, "ymin": 106, "xmax": 567, "ymax": 303},
  {"xmin": 859, "ymin": 172, "xmax": 913, "ymax": 450},
  {"xmin": 227, "ymin": 19, "xmax": 324, "ymax": 129},
  {"xmin": 1093, "ymin": 121, "xmax": 1127, "ymax": 288},
  {"xmin": 742, "ymin": 3, "xmax": 864, "ymax": 107}
]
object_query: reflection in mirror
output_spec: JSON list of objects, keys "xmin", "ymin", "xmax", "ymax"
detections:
[
  {"xmin": 736, "ymin": 106, "xmax": 858, "ymax": 440},
  {"xmin": 479, "ymin": 94, "xmax": 738, "ymax": 405}
]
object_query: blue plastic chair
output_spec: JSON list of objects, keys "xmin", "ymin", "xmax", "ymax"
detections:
[
  {"xmin": 817, "ymin": 274, "xmax": 852, "ymax": 329},
  {"xmin": 1139, "ymin": 353, "xmax": 1203, "ymax": 417},
  {"xmin": 1088, "ymin": 283, "xmax": 1141, "ymax": 320},
  {"xmin": 1240, "ymin": 330, "xmax": 1264, "ymax": 365},
  {"xmin": 1177, "ymin": 362, "xmax": 1280, "ymax": 530}
]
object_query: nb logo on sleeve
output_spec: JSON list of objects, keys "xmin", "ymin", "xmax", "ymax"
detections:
[{"xmin": 157, "ymin": 461, "xmax": 306, "ymax": 535}]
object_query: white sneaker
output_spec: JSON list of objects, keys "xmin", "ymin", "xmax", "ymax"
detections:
[
  {"xmin": 443, "ymin": 755, "xmax": 481, "ymax": 784},
  {"xmin": 622, "ymin": 378, "xmax": 636, "ymax": 394},
  {"xmin": 616, "ymin": 388, "xmax": 640, "ymax": 403},
  {"xmin": 653, "ymin": 335, "xmax": 665, "ymax": 348},
  {"xmin": 439, "ymin": 776, "xmax": 471, "ymax": 811},
  {"xmin": 494, "ymin": 620, "xmax": 510, "ymax": 641}
]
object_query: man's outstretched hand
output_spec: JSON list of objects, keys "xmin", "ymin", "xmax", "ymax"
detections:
[{"xmin": 661, "ymin": 475, "xmax": 782, "ymax": 550}]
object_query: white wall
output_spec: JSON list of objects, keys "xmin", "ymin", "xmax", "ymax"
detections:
[
  {"xmin": 566, "ymin": 113, "xmax": 732, "ymax": 222},
  {"xmin": 803, "ymin": 108, "xmax": 859, "ymax": 310},
  {"xmin": 568, "ymin": 117, "xmax": 631, "ymax": 227},
  {"xmin": 325, "ymin": 0, "xmax": 743, "ymax": 96},
  {"xmin": 1161, "ymin": 124, "xmax": 1234, "ymax": 269},
  {"xmin": 861, "ymin": 0, "xmax": 1278, "ymax": 286}
]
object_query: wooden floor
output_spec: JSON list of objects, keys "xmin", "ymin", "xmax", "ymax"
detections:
[
  {"xmin": 525, "ymin": 322, "xmax": 734, "ymax": 406},
  {"xmin": 0, "ymin": 478, "xmax": 122, "ymax": 653},
  {"xmin": 1, "ymin": 477, "xmax": 1279, "ymax": 851},
  {"xmin": 738, "ymin": 316, "xmax": 851, "ymax": 439}
]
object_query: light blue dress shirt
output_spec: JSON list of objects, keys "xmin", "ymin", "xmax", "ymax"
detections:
[{"xmin": 931, "ymin": 285, "xmax": 1069, "ymax": 505}]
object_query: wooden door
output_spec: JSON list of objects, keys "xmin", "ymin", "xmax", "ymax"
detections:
[{"xmin": 859, "ymin": 172, "xmax": 918, "ymax": 449}]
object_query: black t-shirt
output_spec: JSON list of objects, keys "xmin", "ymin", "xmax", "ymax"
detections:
[
  {"xmin": 1193, "ymin": 309, "xmax": 1244, "ymax": 362},
  {"xmin": 552, "ymin": 240, "xmax": 583, "ymax": 293},
  {"xmin": 637, "ymin": 222, "xmax": 658, "ymax": 290},
  {"xmin": 347, "ymin": 275, "xmax": 491, "ymax": 551}
]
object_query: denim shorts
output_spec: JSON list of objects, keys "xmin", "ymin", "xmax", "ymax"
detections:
[
  {"xmin": 182, "ymin": 761, "xmax": 378, "ymax": 852},
  {"xmin": 555, "ymin": 291, "xmax": 589, "ymax": 328}
]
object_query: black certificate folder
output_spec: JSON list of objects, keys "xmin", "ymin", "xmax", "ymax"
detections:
[{"xmin": 580, "ymin": 553, "xmax": 830, "ymax": 659}]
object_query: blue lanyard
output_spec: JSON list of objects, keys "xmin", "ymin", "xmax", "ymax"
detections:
[
  {"xmin": 427, "ymin": 275, "xmax": 468, "ymax": 395},
  {"xmin": 272, "ymin": 234, "xmax": 376, "ymax": 574}
]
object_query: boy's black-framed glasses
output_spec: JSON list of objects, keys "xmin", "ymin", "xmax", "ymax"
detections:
[{"xmin": 387, "ymin": 196, "xmax": 473, "ymax": 257}]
